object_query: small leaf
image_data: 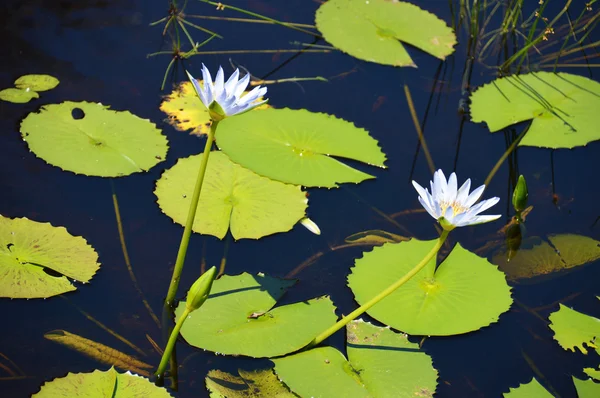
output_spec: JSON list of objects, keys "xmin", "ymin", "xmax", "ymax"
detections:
[
  {"xmin": 345, "ymin": 229, "xmax": 409, "ymax": 246},
  {"xmin": 44, "ymin": 330, "xmax": 152, "ymax": 376},
  {"xmin": 14, "ymin": 74, "xmax": 59, "ymax": 91},
  {"xmin": 548, "ymin": 304, "xmax": 600, "ymax": 355},
  {"xmin": 206, "ymin": 368, "xmax": 295, "ymax": 398},
  {"xmin": 503, "ymin": 378, "xmax": 553, "ymax": 397},
  {"xmin": 0, "ymin": 88, "xmax": 39, "ymax": 103}
]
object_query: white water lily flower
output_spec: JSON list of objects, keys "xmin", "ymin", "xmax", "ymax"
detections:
[
  {"xmin": 186, "ymin": 64, "xmax": 267, "ymax": 120},
  {"xmin": 412, "ymin": 170, "xmax": 500, "ymax": 231}
]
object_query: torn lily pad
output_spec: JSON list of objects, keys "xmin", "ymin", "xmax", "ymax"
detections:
[
  {"xmin": 175, "ymin": 273, "xmax": 337, "ymax": 357},
  {"xmin": 0, "ymin": 216, "xmax": 100, "ymax": 299},
  {"xmin": 470, "ymin": 72, "xmax": 600, "ymax": 149},
  {"xmin": 217, "ymin": 108, "xmax": 387, "ymax": 188},
  {"xmin": 316, "ymin": 0, "xmax": 456, "ymax": 67},
  {"xmin": 273, "ymin": 320, "xmax": 438, "ymax": 397},
  {"xmin": 349, "ymin": 239, "xmax": 512, "ymax": 335},
  {"xmin": 32, "ymin": 367, "xmax": 173, "ymax": 397},
  {"xmin": 20, "ymin": 101, "xmax": 168, "ymax": 177},
  {"xmin": 549, "ymin": 302, "xmax": 600, "ymax": 355},
  {"xmin": 155, "ymin": 151, "xmax": 308, "ymax": 240}
]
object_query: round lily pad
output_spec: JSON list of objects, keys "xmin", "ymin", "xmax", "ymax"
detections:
[
  {"xmin": 216, "ymin": 108, "xmax": 387, "ymax": 188},
  {"xmin": 273, "ymin": 320, "xmax": 438, "ymax": 397},
  {"xmin": 32, "ymin": 367, "xmax": 173, "ymax": 397},
  {"xmin": 0, "ymin": 88, "xmax": 39, "ymax": 103},
  {"xmin": 348, "ymin": 239, "xmax": 513, "ymax": 335},
  {"xmin": 155, "ymin": 151, "xmax": 308, "ymax": 240},
  {"xmin": 20, "ymin": 101, "xmax": 169, "ymax": 177},
  {"xmin": 160, "ymin": 81, "xmax": 269, "ymax": 137},
  {"xmin": 470, "ymin": 72, "xmax": 600, "ymax": 149},
  {"xmin": 15, "ymin": 74, "xmax": 60, "ymax": 91},
  {"xmin": 175, "ymin": 273, "xmax": 338, "ymax": 358},
  {"xmin": 316, "ymin": 0, "xmax": 456, "ymax": 67},
  {"xmin": 0, "ymin": 216, "xmax": 100, "ymax": 299}
]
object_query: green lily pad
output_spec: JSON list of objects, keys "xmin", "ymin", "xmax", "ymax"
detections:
[
  {"xmin": 0, "ymin": 88, "xmax": 39, "ymax": 103},
  {"xmin": 574, "ymin": 377, "xmax": 600, "ymax": 397},
  {"xmin": 20, "ymin": 101, "xmax": 168, "ymax": 177},
  {"xmin": 160, "ymin": 81, "xmax": 269, "ymax": 137},
  {"xmin": 32, "ymin": 367, "xmax": 173, "ymax": 397},
  {"xmin": 493, "ymin": 234, "xmax": 600, "ymax": 282},
  {"xmin": 273, "ymin": 320, "xmax": 438, "ymax": 397},
  {"xmin": 155, "ymin": 151, "xmax": 308, "ymax": 240},
  {"xmin": 348, "ymin": 239, "xmax": 512, "ymax": 335},
  {"xmin": 345, "ymin": 229, "xmax": 409, "ymax": 247},
  {"xmin": 216, "ymin": 108, "xmax": 387, "ymax": 188},
  {"xmin": 175, "ymin": 273, "xmax": 337, "ymax": 357},
  {"xmin": 503, "ymin": 378, "xmax": 553, "ymax": 397},
  {"xmin": 206, "ymin": 368, "xmax": 294, "ymax": 398},
  {"xmin": 584, "ymin": 367, "xmax": 600, "ymax": 381},
  {"xmin": 470, "ymin": 72, "xmax": 600, "ymax": 149},
  {"xmin": 0, "ymin": 216, "xmax": 100, "ymax": 299},
  {"xmin": 549, "ymin": 303, "xmax": 600, "ymax": 355},
  {"xmin": 315, "ymin": 0, "xmax": 456, "ymax": 67},
  {"xmin": 15, "ymin": 74, "xmax": 60, "ymax": 91}
]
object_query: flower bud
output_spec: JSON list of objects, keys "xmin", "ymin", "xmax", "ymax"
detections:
[
  {"xmin": 512, "ymin": 175, "xmax": 528, "ymax": 213},
  {"xmin": 186, "ymin": 266, "xmax": 217, "ymax": 312},
  {"xmin": 300, "ymin": 217, "xmax": 321, "ymax": 235}
]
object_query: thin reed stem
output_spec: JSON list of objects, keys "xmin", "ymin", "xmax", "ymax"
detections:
[{"xmin": 155, "ymin": 307, "xmax": 191, "ymax": 378}]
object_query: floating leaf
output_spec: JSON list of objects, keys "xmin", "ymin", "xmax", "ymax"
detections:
[
  {"xmin": 349, "ymin": 239, "xmax": 512, "ymax": 335},
  {"xmin": 315, "ymin": 0, "xmax": 456, "ymax": 67},
  {"xmin": 345, "ymin": 229, "xmax": 409, "ymax": 246},
  {"xmin": 0, "ymin": 216, "xmax": 100, "ymax": 299},
  {"xmin": 274, "ymin": 320, "xmax": 438, "ymax": 397},
  {"xmin": 493, "ymin": 234, "xmax": 600, "ymax": 282},
  {"xmin": 549, "ymin": 303, "xmax": 600, "ymax": 355},
  {"xmin": 206, "ymin": 368, "xmax": 294, "ymax": 398},
  {"xmin": 217, "ymin": 108, "xmax": 386, "ymax": 188},
  {"xmin": 175, "ymin": 273, "xmax": 337, "ymax": 357},
  {"xmin": 44, "ymin": 330, "xmax": 152, "ymax": 376},
  {"xmin": 160, "ymin": 81, "xmax": 269, "ymax": 136},
  {"xmin": 20, "ymin": 101, "xmax": 168, "ymax": 177},
  {"xmin": 32, "ymin": 367, "xmax": 173, "ymax": 397},
  {"xmin": 155, "ymin": 151, "xmax": 308, "ymax": 240},
  {"xmin": 0, "ymin": 88, "xmax": 39, "ymax": 103},
  {"xmin": 584, "ymin": 367, "xmax": 600, "ymax": 381},
  {"xmin": 574, "ymin": 377, "xmax": 600, "ymax": 397},
  {"xmin": 503, "ymin": 378, "xmax": 553, "ymax": 397},
  {"xmin": 470, "ymin": 72, "xmax": 600, "ymax": 149},
  {"xmin": 15, "ymin": 74, "xmax": 59, "ymax": 91}
]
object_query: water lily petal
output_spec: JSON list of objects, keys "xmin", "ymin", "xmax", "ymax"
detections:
[
  {"xmin": 234, "ymin": 72, "xmax": 251, "ymax": 99},
  {"xmin": 201, "ymin": 64, "xmax": 214, "ymax": 105},
  {"xmin": 224, "ymin": 68, "xmax": 240, "ymax": 96},
  {"xmin": 455, "ymin": 214, "xmax": 501, "ymax": 227},
  {"xmin": 456, "ymin": 178, "xmax": 471, "ymax": 205},
  {"xmin": 465, "ymin": 184, "xmax": 485, "ymax": 208},
  {"xmin": 446, "ymin": 172, "xmax": 458, "ymax": 202}
]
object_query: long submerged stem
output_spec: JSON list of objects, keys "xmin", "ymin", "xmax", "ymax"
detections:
[
  {"xmin": 306, "ymin": 230, "xmax": 450, "ymax": 349},
  {"xmin": 163, "ymin": 121, "xmax": 219, "ymax": 308}
]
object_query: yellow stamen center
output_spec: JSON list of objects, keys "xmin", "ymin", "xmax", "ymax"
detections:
[{"xmin": 439, "ymin": 200, "xmax": 469, "ymax": 217}]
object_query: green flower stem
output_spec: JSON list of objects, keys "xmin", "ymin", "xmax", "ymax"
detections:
[
  {"xmin": 163, "ymin": 121, "xmax": 219, "ymax": 308},
  {"xmin": 155, "ymin": 307, "xmax": 192, "ymax": 378},
  {"xmin": 306, "ymin": 230, "xmax": 450, "ymax": 349}
]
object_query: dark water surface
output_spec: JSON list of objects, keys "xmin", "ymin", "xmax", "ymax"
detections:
[{"xmin": 1, "ymin": 1, "xmax": 599, "ymax": 397}]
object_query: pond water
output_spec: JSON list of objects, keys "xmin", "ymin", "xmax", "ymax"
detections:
[{"xmin": 1, "ymin": 0, "xmax": 599, "ymax": 397}]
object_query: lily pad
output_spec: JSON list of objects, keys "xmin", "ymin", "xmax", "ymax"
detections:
[
  {"xmin": 155, "ymin": 151, "xmax": 308, "ymax": 240},
  {"xmin": 0, "ymin": 216, "xmax": 100, "ymax": 299},
  {"xmin": 315, "ymin": 0, "xmax": 456, "ymax": 67},
  {"xmin": 32, "ymin": 367, "xmax": 173, "ymax": 397},
  {"xmin": 348, "ymin": 239, "xmax": 512, "ymax": 335},
  {"xmin": 160, "ymin": 80, "xmax": 269, "ymax": 136},
  {"xmin": 345, "ymin": 229, "xmax": 409, "ymax": 246},
  {"xmin": 549, "ymin": 303, "xmax": 600, "ymax": 355},
  {"xmin": 273, "ymin": 320, "xmax": 438, "ymax": 397},
  {"xmin": 20, "ymin": 101, "xmax": 168, "ymax": 177},
  {"xmin": 503, "ymin": 378, "xmax": 553, "ymax": 397},
  {"xmin": 493, "ymin": 234, "xmax": 600, "ymax": 282},
  {"xmin": 574, "ymin": 377, "xmax": 600, "ymax": 397},
  {"xmin": 15, "ymin": 74, "xmax": 59, "ymax": 91},
  {"xmin": 470, "ymin": 72, "xmax": 600, "ymax": 149},
  {"xmin": 217, "ymin": 108, "xmax": 387, "ymax": 188},
  {"xmin": 175, "ymin": 273, "xmax": 337, "ymax": 358},
  {"xmin": 0, "ymin": 88, "xmax": 39, "ymax": 103},
  {"xmin": 206, "ymin": 368, "xmax": 294, "ymax": 398}
]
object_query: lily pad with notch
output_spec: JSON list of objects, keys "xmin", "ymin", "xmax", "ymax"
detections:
[
  {"xmin": 348, "ymin": 239, "xmax": 512, "ymax": 335},
  {"xmin": 155, "ymin": 151, "xmax": 308, "ymax": 240},
  {"xmin": 20, "ymin": 101, "xmax": 169, "ymax": 177},
  {"xmin": 470, "ymin": 72, "xmax": 600, "ymax": 149},
  {"xmin": 273, "ymin": 319, "xmax": 438, "ymax": 397},
  {"xmin": 216, "ymin": 108, "xmax": 387, "ymax": 188},
  {"xmin": 175, "ymin": 273, "xmax": 337, "ymax": 358},
  {"xmin": 315, "ymin": 0, "xmax": 456, "ymax": 67},
  {"xmin": 0, "ymin": 216, "xmax": 100, "ymax": 299}
]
